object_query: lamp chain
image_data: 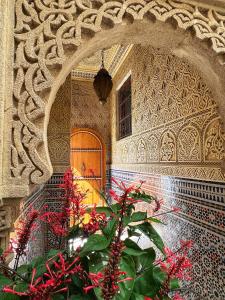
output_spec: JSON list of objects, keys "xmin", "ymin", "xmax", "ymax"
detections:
[{"xmin": 101, "ymin": 49, "xmax": 104, "ymax": 68}]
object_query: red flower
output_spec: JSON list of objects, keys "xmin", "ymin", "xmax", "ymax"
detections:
[
  {"xmin": 153, "ymin": 198, "xmax": 164, "ymax": 212},
  {"xmin": 84, "ymin": 272, "xmax": 104, "ymax": 293},
  {"xmin": 3, "ymin": 253, "xmax": 82, "ymax": 300},
  {"xmin": 39, "ymin": 211, "xmax": 68, "ymax": 237},
  {"xmin": 59, "ymin": 168, "xmax": 87, "ymax": 223},
  {"xmin": 173, "ymin": 292, "xmax": 184, "ymax": 300},
  {"xmin": 172, "ymin": 207, "xmax": 181, "ymax": 213},
  {"xmin": 158, "ymin": 244, "xmax": 192, "ymax": 281},
  {"xmin": 157, "ymin": 240, "xmax": 192, "ymax": 296},
  {"xmin": 83, "ymin": 205, "xmax": 107, "ymax": 234},
  {"xmin": 13, "ymin": 209, "xmax": 39, "ymax": 270}
]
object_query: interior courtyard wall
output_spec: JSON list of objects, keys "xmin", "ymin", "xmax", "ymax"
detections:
[
  {"xmin": 111, "ymin": 45, "xmax": 225, "ymax": 299},
  {"xmin": 111, "ymin": 45, "xmax": 225, "ymax": 181}
]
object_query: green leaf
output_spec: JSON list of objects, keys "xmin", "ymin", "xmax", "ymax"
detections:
[
  {"xmin": 47, "ymin": 249, "xmax": 61, "ymax": 259},
  {"xmin": 72, "ymin": 275, "xmax": 84, "ymax": 289},
  {"xmin": 0, "ymin": 274, "xmax": 12, "ymax": 289},
  {"xmin": 68, "ymin": 225, "xmax": 80, "ymax": 239},
  {"xmin": 127, "ymin": 227, "xmax": 141, "ymax": 238},
  {"xmin": 15, "ymin": 282, "xmax": 28, "ymax": 292},
  {"xmin": 0, "ymin": 292, "xmax": 20, "ymax": 300},
  {"xmin": 130, "ymin": 293, "xmax": 145, "ymax": 300},
  {"xmin": 131, "ymin": 212, "xmax": 147, "ymax": 222},
  {"xmin": 111, "ymin": 203, "xmax": 121, "ymax": 214},
  {"xmin": 35, "ymin": 263, "xmax": 47, "ymax": 278},
  {"xmin": 133, "ymin": 268, "xmax": 155, "ymax": 295},
  {"xmin": 153, "ymin": 267, "xmax": 167, "ymax": 285},
  {"xmin": 79, "ymin": 234, "xmax": 110, "ymax": 256},
  {"xmin": 102, "ymin": 219, "xmax": 117, "ymax": 238},
  {"xmin": 16, "ymin": 264, "xmax": 29, "ymax": 275},
  {"xmin": 123, "ymin": 239, "xmax": 145, "ymax": 256},
  {"xmin": 130, "ymin": 191, "xmax": 154, "ymax": 204},
  {"xmin": 124, "ymin": 247, "xmax": 145, "ymax": 256},
  {"xmin": 123, "ymin": 215, "xmax": 131, "ymax": 227},
  {"xmin": 147, "ymin": 217, "xmax": 165, "ymax": 224},
  {"xmin": 0, "ymin": 248, "xmax": 3, "ymax": 256},
  {"xmin": 138, "ymin": 247, "xmax": 156, "ymax": 270},
  {"xmin": 52, "ymin": 294, "xmax": 65, "ymax": 300},
  {"xmin": 169, "ymin": 278, "xmax": 180, "ymax": 290},
  {"xmin": 70, "ymin": 294, "xmax": 94, "ymax": 300},
  {"xmin": 31, "ymin": 255, "xmax": 45, "ymax": 268},
  {"xmin": 136, "ymin": 222, "xmax": 164, "ymax": 253},
  {"xmin": 114, "ymin": 255, "xmax": 136, "ymax": 300}
]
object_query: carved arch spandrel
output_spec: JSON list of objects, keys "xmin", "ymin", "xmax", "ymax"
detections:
[{"xmin": 12, "ymin": 0, "xmax": 225, "ymax": 187}]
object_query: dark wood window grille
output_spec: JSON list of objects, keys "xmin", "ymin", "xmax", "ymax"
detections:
[{"xmin": 118, "ymin": 76, "xmax": 132, "ymax": 139}]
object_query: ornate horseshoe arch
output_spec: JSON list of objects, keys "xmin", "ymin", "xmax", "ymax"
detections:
[{"xmin": 12, "ymin": 0, "xmax": 225, "ymax": 192}]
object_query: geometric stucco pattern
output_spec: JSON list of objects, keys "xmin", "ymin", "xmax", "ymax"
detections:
[
  {"xmin": 111, "ymin": 46, "xmax": 225, "ymax": 181},
  {"xmin": 13, "ymin": 0, "xmax": 225, "ymax": 186}
]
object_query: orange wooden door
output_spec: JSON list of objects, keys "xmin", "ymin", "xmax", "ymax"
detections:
[{"xmin": 70, "ymin": 129, "xmax": 105, "ymax": 206}]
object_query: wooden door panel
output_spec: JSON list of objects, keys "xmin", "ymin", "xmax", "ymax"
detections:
[
  {"xmin": 71, "ymin": 129, "xmax": 105, "ymax": 206},
  {"xmin": 71, "ymin": 152, "xmax": 101, "ymax": 177}
]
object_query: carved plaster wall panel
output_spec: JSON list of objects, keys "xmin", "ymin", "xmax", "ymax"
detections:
[
  {"xmin": 48, "ymin": 76, "xmax": 71, "ymax": 173},
  {"xmin": 204, "ymin": 118, "xmax": 225, "ymax": 162},
  {"xmin": 178, "ymin": 125, "xmax": 201, "ymax": 162},
  {"xmin": 9, "ymin": 0, "xmax": 225, "ymax": 191},
  {"xmin": 111, "ymin": 46, "xmax": 225, "ymax": 181}
]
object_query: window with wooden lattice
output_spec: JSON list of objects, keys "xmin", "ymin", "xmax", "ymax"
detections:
[{"xmin": 117, "ymin": 75, "xmax": 132, "ymax": 140}]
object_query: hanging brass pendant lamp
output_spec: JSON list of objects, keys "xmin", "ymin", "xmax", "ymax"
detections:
[{"xmin": 93, "ymin": 50, "xmax": 113, "ymax": 105}]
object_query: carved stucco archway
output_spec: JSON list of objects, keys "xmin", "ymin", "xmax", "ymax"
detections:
[{"xmin": 7, "ymin": 0, "xmax": 225, "ymax": 197}]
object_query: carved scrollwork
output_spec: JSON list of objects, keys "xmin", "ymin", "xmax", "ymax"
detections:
[
  {"xmin": 160, "ymin": 130, "xmax": 176, "ymax": 162},
  {"xmin": 178, "ymin": 125, "xmax": 201, "ymax": 162},
  {"xmin": 137, "ymin": 139, "xmax": 147, "ymax": 163},
  {"xmin": 122, "ymin": 144, "xmax": 128, "ymax": 163},
  {"xmin": 204, "ymin": 118, "xmax": 225, "ymax": 162},
  {"xmin": 148, "ymin": 135, "xmax": 159, "ymax": 162},
  {"xmin": 13, "ymin": 0, "xmax": 225, "ymax": 185}
]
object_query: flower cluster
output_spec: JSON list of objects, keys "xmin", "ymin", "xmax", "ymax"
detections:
[
  {"xmin": 3, "ymin": 253, "xmax": 82, "ymax": 300},
  {"xmin": 101, "ymin": 238, "xmax": 130, "ymax": 300},
  {"xmin": 157, "ymin": 240, "xmax": 193, "ymax": 299},
  {"xmin": 158, "ymin": 240, "xmax": 193, "ymax": 281},
  {"xmin": 13, "ymin": 209, "xmax": 39, "ymax": 269},
  {"xmin": 60, "ymin": 169, "xmax": 87, "ymax": 224},
  {"xmin": 39, "ymin": 211, "xmax": 68, "ymax": 237},
  {"xmin": 83, "ymin": 205, "xmax": 107, "ymax": 234}
]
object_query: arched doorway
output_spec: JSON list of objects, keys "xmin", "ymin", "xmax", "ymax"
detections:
[{"xmin": 70, "ymin": 128, "xmax": 105, "ymax": 206}]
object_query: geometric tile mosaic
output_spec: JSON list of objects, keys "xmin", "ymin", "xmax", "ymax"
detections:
[{"xmin": 111, "ymin": 169, "xmax": 225, "ymax": 300}]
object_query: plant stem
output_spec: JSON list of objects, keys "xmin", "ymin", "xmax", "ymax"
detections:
[
  {"xmin": 0, "ymin": 263, "xmax": 28, "ymax": 282},
  {"xmin": 151, "ymin": 209, "xmax": 178, "ymax": 218}
]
